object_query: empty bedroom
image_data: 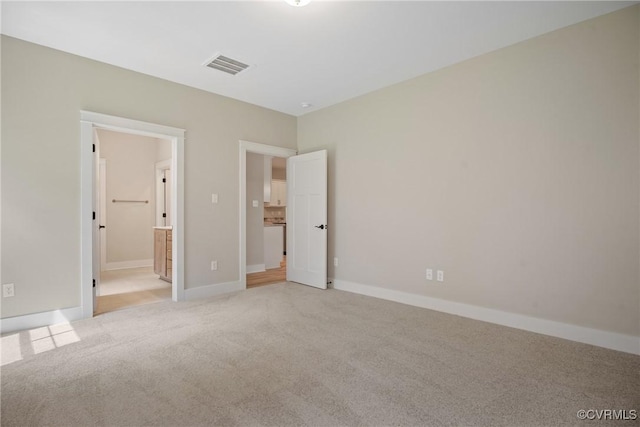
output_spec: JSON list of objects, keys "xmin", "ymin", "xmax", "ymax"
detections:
[{"xmin": 1, "ymin": 1, "xmax": 639, "ymax": 426}]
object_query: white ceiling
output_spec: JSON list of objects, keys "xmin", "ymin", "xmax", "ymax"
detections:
[{"xmin": 1, "ymin": 1, "xmax": 634, "ymax": 116}]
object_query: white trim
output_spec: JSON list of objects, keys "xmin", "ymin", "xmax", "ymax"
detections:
[
  {"xmin": 104, "ymin": 259, "xmax": 154, "ymax": 271},
  {"xmin": 81, "ymin": 120, "xmax": 94, "ymax": 318},
  {"xmin": 246, "ymin": 264, "xmax": 266, "ymax": 274},
  {"xmin": 81, "ymin": 111, "xmax": 186, "ymax": 319},
  {"xmin": 172, "ymin": 129, "xmax": 185, "ymax": 302},
  {"xmin": 0, "ymin": 307, "xmax": 84, "ymax": 334},
  {"xmin": 184, "ymin": 281, "xmax": 244, "ymax": 301},
  {"xmin": 239, "ymin": 140, "xmax": 296, "ymax": 290},
  {"xmin": 80, "ymin": 111, "xmax": 185, "ymax": 138},
  {"xmin": 332, "ymin": 279, "xmax": 640, "ymax": 355}
]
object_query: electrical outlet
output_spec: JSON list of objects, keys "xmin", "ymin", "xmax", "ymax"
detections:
[
  {"xmin": 211, "ymin": 193, "xmax": 219, "ymax": 204},
  {"xmin": 426, "ymin": 269, "xmax": 433, "ymax": 280},
  {"xmin": 211, "ymin": 260, "xmax": 218, "ymax": 271},
  {"xmin": 3, "ymin": 283, "xmax": 15, "ymax": 298},
  {"xmin": 437, "ymin": 270, "xmax": 444, "ymax": 282},
  {"xmin": 334, "ymin": 257, "xmax": 339, "ymax": 267}
]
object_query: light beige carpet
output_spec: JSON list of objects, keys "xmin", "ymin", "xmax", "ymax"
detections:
[{"xmin": 1, "ymin": 283, "xmax": 638, "ymax": 426}]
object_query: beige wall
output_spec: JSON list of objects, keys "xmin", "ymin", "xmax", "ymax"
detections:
[
  {"xmin": 272, "ymin": 167, "xmax": 286, "ymax": 181},
  {"xmin": 98, "ymin": 129, "xmax": 158, "ymax": 264},
  {"xmin": 0, "ymin": 37, "xmax": 3, "ymax": 291},
  {"xmin": 156, "ymin": 138, "xmax": 172, "ymax": 162},
  {"xmin": 298, "ymin": 6, "xmax": 640, "ymax": 336},
  {"xmin": 246, "ymin": 152, "xmax": 264, "ymax": 268},
  {"xmin": 272, "ymin": 157, "xmax": 286, "ymax": 180},
  {"xmin": 1, "ymin": 36, "xmax": 296, "ymax": 318}
]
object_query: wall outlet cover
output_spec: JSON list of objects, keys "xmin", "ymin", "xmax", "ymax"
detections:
[
  {"xmin": 2, "ymin": 283, "xmax": 15, "ymax": 298},
  {"xmin": 426, "ymin": 269, "xmax": 433, "ymax": 280}
]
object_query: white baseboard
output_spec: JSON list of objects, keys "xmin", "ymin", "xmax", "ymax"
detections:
[
  {"xmin": 1, "ymin": 306, "xmax": 85, "ymax": 334},
  {"xmin": 246, "ymin": 264, "xmax": 266, "ymax": 274},
  {"xmin": 331, "ymin": 279, "xmax": 640, "ymax": 355},
  {"xmin": 184, "ymin": 280, "xmax": 244, "ymax": 301},
  {"xmin": 104, "ymin": 259, "xmax": 153, "ymax": 271}
]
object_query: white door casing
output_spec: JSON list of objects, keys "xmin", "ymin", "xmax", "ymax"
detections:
[
  {"xmin": 81, "ymin": 111, "xmax": 185, "ymax": 318},
  {"xmin": 286, "ymin": 150, "xmax": 328, "ymax": 289}
]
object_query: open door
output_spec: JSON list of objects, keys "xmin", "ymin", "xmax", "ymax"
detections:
[
  {"xmin": 99, "ymin": 159, "xmax": 107, "ymax": 292},
  {"xmin": 91, "ymin": 129, "xmax": 102, "ymax": 311},
  {"xmin": 286, "ymin": 150, "xmax": 327, "ymax": 289},
  {"xmin": 164, "ymin": 169, "xmax": 172, "ymax": 226}
]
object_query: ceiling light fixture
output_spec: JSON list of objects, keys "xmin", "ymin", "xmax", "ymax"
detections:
[{"xmin": 285, "ymin": 0, "xmax": 311, "ymax": 7}]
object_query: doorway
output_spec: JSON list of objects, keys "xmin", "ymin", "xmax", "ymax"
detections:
[
  {"xmin": 239, "ymin": 141, "xmax": 296, "ymax": 289},
  {"xmin": 240, "ymin": 141, "xmax": 328, "ymax": 290},
  {"xmin": 94, "ymin": 128, "xmax": 173, "ymax": 314},
  {"xmin": 80, "ymin": 111, "xmax": 185, "ymax": 319},
  {"xmin": 246, "ymin": 154, "xmax": 287, "ymax": 288}
]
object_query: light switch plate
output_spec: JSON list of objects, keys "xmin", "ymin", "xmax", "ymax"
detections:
[{"xmin": 252, "ymin": 200, "xmax": 259, "ymax": 208}]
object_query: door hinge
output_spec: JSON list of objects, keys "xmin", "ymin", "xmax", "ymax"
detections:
[
  {"xmin": 93, "ymin": 211, "xmax": 96, "ymax": 220},
  {"xmin": 162, "ymin": 213, "xmax": 167, "ymax": 218},
  {"xmin": 92, "ymin": 144, "xmax": 95, "ymax": 153},
  {"xmin": 93, "ymin": 279, "xmax": 96, "ymax": 288}
]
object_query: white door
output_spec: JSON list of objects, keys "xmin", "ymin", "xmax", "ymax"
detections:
[
  {"xmin": 286, "ymin": 150, "xmax": 327, "ymax": 289},
  {"xmin": 164, "ymin": 169, "xmax": 172, "ymax": 226},
  {"xmin": 92, "ymin": 130, "xmax": 102, "ymax": 310},
  {"xmin": 99, "ymin": 159, "xmax": 107, "ymax": 275}
]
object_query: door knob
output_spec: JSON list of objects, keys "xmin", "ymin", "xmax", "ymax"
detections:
[
  {"xmin": 99, "ymin": 225, "xmax": 106, "ymax": 229},
  {"xmin": 314, "ymin": 224, "xmax": 327, "ymax": 230}
]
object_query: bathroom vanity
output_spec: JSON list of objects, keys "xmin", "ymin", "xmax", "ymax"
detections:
[{"xmin": 153, "ymin": 226, "xmax": 172, "ymax": 282}]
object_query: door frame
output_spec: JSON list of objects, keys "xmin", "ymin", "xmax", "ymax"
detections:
[
  {"xmin": 239, "ymin": 140, "xmax": 296, "ymax": 289},
  {"xmin": 81, "ymin": 111, "xmax": 186, "ymax": 318}
]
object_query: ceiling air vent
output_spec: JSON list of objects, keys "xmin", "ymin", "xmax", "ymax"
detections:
[{"xmin": 204, "ymin": 54, "xmax": 250, "ymax": 76}]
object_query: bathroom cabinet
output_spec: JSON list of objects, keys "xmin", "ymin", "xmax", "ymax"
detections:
[{"xmin": 154, "ymin": 227, "xmax": 172, "ymax": 282}]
